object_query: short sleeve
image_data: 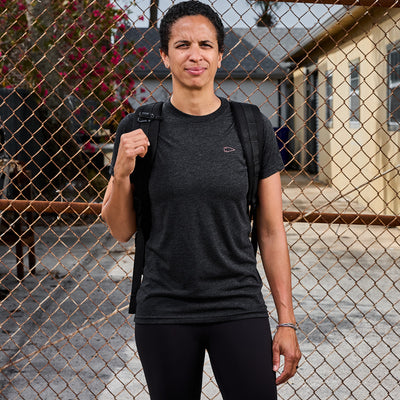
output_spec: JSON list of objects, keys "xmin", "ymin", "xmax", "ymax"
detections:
[
  {"xmin": 259, "ymin": 115, "xmax": 284, "ymax": 180},
  {"xmin": 108, "ymin": 113, "xmax": 136, "ymax": 179}
]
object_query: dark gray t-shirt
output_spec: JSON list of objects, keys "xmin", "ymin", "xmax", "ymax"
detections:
[{"xmin": 111, "ymin": 98, "xmax": 284, "ymax": 324}]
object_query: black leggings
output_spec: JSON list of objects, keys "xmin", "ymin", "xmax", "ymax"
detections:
[{"xmin": 135, "ymin": 317, "xmax": 277, "ymax": 400}]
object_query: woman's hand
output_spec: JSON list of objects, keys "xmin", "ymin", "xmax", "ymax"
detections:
[
  {"xmin": 273, "ymin": 326, "xmax": 301, "ymax": 385},
  {"xmin": 101, "ymin": 128, "xmax": 149, "ymax": 242},
  {"xmin": 113, "ymin": 128, "xmax": 150, "ymax": 180}
]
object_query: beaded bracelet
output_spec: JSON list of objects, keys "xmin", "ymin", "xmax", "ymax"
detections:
[{"xmin": 277, "ymin": 323, "xmax": 298, "ymax": 330}]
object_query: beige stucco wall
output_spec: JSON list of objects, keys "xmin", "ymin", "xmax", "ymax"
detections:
[{"xmin": 291, "ymin": 8, "xmax": 400, "ymax": 215}]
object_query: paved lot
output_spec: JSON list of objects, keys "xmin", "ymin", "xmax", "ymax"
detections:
[{"xmin": 1, "ymin": 178, "xmax": 399, "ymax": 399}]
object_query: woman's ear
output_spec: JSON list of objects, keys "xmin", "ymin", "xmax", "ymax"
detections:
[
  {"xmin": 160, "ymin": 49, "xmax": 170, "ymax": 69},
  {"xmin": 218, "ymin": 52, "xmax": 222, "ymax": 69}
]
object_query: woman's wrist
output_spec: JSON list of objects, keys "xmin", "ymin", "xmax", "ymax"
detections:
[{"xmin": 276, "ymin": 322, "xmax": 298, "ymax": 330}]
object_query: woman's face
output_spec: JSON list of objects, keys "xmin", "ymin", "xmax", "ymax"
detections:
[{"xmin": 160, "ymin": 15, "xmax": 222, "ymax": 93}]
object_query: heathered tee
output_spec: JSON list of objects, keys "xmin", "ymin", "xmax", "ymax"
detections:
[{"xmin": 112, "ymin": 98, "xmax": 284, "ymax": 324}]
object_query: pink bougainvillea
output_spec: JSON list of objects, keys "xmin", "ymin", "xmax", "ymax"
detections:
[
  {"xmin": 83, "ymin": 141, "xmax": 96, "ymax": 153},
  {"xmin": 0, "ymin": 0, "xmax": 145, "ymax": 131}
]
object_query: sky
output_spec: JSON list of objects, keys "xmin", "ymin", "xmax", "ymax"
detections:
[{"xmin": 122, "ymin": 0, "xmax": 344, "ymax": 29}]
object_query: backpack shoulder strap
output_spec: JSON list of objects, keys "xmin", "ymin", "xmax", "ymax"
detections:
[
  {"xmin": 134, "ymin": 101, "xmax": 163, "ymax": 162},
  {"xmin": 129, "ymin": 101, "xmax": 163, "ymax": 314},
  {"xmin": 229, "ymin": 101, "xmax": 263, "ymax": 210},
  {"xmin": 230, "ymin": 100, "xmax": 264, "ymax": 254},
  {"xmin": 131, "ymin": 102, "xmax": 163, "ymax": 234}
]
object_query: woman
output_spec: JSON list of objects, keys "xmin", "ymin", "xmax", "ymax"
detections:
[{"xmin": 102, "ymin": 2, "xmax": 301, "ymax": 399}]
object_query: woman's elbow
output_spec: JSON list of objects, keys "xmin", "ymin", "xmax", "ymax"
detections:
[
  {"xmin": 107, "ymin": 220, "xmax": 136, "ymax": 242},
  {"xmin": 110, "ymin": 229, "xmax": 135, "ymax": 243},
  {"xmin": 101, "ymin": 206, "xmax": 136, "ymax": 242},
  {"xmin": 257, "ymin": 223, "xmax": 286, "ymax": 245}
]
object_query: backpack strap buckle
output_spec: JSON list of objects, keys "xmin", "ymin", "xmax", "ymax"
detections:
[{"xmin": 137, "ymin": 111, "xmax": 163, "ymax": 123}]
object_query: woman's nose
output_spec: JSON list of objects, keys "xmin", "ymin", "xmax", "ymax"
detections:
[{"xmin": 189, "ymin": 45, "xmax": 203, "ymax": 62}]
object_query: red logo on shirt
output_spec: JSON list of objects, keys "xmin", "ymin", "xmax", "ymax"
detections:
[{"xmin": 224, "ymin": 147, "xmax": 236, "ymax": 153}]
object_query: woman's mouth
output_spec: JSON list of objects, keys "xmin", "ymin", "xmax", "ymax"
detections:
[{"xmin": 185, "ymin": 67, "xmax": 206, "ymax": 76}]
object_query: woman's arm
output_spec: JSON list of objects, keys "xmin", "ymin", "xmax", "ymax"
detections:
[
  {"xmin": 101, "ymin": 128, "xmax": 150, "ymax": 242},
  {"xmin": 256, "ymin": 171, "xmax": 301, "ymax": 385},
  {"xmin": 101, "ymin": 176, "xmax": 136, "ymax": 242}
]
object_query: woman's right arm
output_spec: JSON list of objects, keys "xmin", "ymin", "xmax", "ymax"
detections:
[
  {"xmin": 101, "ymin": 176, "xmax": 136, "ymax": 242},
  {"xmin": 101, "ymin": 128, "xmax": 150, "ymax": 242}
]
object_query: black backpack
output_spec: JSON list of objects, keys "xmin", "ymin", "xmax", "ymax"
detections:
[{"xmin": 126, "ymin": 101, "xmax": 265, "ymax": 314}]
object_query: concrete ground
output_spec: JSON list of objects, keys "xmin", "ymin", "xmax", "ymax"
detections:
[{"xmin": 1, "ymin": 175, "xmax": 399, "ymax": 399}]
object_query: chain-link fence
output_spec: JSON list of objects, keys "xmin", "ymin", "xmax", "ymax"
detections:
[{"xmin": 1, "ymin": 0, "xmax": 399, "ymax": 399}]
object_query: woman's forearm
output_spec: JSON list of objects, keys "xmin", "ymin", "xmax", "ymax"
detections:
[
  {"xmin": 257, "ymin": 174, "xmax": 301, "ymax": 384},
  {"xmin": 101, "ymin": 126, "xmax": 150, "ymax": 242},
  {"xmin": 101, "ymin": 176, "xmax": 136, "ymax": 242},
  {"xmin": 256, "ymin": 174, "xmax": 296, "ymax": 324},
  {"xmin": 258, "ymin": 228, "xmax": 296, "ymax": 324}
]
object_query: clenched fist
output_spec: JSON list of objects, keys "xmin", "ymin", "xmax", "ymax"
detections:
[{"xmin": 113, "ymin": 128, "xmax": 150, "ymax": 180}]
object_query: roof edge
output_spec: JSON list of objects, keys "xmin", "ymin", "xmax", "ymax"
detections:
[{"xmin": 285, "ymin": 6, "xmax": 368, "ymax": 62}]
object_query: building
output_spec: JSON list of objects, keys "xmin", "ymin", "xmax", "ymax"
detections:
[{"xmin": 285, "ymin": 6, "xmax": 400, "ymax": 215}]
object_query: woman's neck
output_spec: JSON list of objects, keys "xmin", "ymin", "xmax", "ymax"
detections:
[{"xmin": 170, "ymin": 90, "xmax": 221, "ymax": 116}]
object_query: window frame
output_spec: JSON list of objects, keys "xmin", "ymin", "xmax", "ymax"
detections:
[
  {"xmin": 349, "ymin": 59, "xmax": 361, "ymax": 128},
  {"xmin": 387, "ymin": 44, "xmax": 400, "ymax": 130},
  {"xmin": 325, "ymin": 70, "xmax": 333, "ymax": 128}
]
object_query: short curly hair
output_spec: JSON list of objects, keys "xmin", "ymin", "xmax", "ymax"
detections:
[{"xmin": 159, "ymin": 1, "xmax": 225, "ymax": 55}]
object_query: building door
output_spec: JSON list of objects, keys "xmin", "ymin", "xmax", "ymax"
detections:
[{"xmin": 304, "ymin": 70, "xmax": 319, "ymax": 174}]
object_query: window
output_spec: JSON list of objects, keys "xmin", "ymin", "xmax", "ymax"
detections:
[
  {"xmin": 349, "ymin": 61, "xmax": 360, "ymax": 126},
  {"xmin": 325, "ymin": 71, "xmax": 333, "ymax": 127},
  {"xmin": 388, "ymin": 46, "xmax": 400, "ymax": 129}
]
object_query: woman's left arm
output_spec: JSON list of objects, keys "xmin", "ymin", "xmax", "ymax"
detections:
[{"xmin": 256, "ymin": 171, "xmax": 301, "ymax": 385}]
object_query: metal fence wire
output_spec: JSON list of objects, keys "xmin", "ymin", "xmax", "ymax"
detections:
[{"xmin": 1, "ymin": 0, "xmax": 399, "ymax": 398}]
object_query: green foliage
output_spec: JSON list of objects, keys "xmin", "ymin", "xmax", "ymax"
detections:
[
  {"xmin": 0, "ymin": 1, "xmax": 146, "ymax": 201},
  {"xmin": 0, "ymin": 0, "xmax": 146, "ymax": 129}
]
